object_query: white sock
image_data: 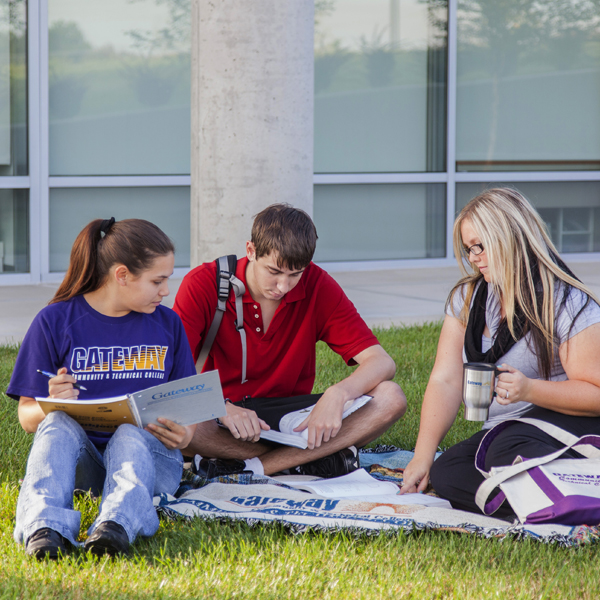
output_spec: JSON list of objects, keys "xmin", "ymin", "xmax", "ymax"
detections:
[{"xmin": 244, "ymin": 457, "xmax": 264, "ymax": 476}]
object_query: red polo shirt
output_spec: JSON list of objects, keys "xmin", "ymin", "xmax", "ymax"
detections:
[{"xmin": 173, "ymin": 258, "xmax": 379, "ymax": 402}]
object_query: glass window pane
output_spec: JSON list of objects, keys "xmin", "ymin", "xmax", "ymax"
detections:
[
  {"xmin": 313, "ymin": 183, "xmax": 446, "ymax": 261},
  {"xmin": 314, "ymin": 0, "xmax": 447, "ymax": 173},
  {"xmin": 0, "ymin": 0, "xmax": 27, "ymax": 176},
  {"xmin": 0, "ymin": 188, "xmax": 29, "ymax": 272},
  {"xmin": 457, "ymin": 1, "xmax": 600, "ymax": 172},
  {"xmin": 48, "ymin": 1, "xmax": 190, "ymax": 176},
  {"xmin": 456, "ymin": 182, "xmax": 600, "ymax": 254},
  {"xmin": 49, "ymin": 187, "xmax": 190, "ymax": 271}
]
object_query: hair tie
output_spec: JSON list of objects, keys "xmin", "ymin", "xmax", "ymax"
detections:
[{"xmin": 99, "ymin": 217, "xmax": 116, "ymax": 237}]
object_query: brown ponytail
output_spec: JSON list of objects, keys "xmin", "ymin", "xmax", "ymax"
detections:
[{"xmin": 51, "ymin": 218, "xmax": 175, "ymax": 304}]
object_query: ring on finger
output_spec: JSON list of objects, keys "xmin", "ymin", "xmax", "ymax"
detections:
[{"xmin": 506, "ymin": 390, "xmax": 509, "ymax": 400}]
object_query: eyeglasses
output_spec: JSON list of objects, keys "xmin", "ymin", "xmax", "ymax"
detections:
[{"xmin": 465, "ymin": 243, "xmax": 485, "ymax": 256}]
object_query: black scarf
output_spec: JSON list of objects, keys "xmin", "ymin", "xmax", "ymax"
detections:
[{"xmin": 464, "ymin": 279, "xmax": 527, "ymax": 364}]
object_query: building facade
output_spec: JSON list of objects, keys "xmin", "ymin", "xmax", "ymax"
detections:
[{"xmin": 1, "ymin": 0, "xmax": 599, "ymax": 284}]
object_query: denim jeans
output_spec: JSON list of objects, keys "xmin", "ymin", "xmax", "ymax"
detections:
[{"xmin": 14, "ymin": 411, "xmax": 183, "ymax": 547}]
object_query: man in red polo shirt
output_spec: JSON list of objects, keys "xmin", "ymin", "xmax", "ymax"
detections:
[{"xmin": 175, "ymin": 204, "xmax": 406, "ymax": 478}]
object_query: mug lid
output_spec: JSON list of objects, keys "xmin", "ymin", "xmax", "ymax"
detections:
[{"xmin": 463, "ymin": 362, "xmax": 496, "ymax": 371}]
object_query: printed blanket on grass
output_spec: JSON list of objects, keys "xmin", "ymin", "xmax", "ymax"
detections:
[{"xmin": 155, "ymin": 449, "xmax": 600, "ymax": 547}]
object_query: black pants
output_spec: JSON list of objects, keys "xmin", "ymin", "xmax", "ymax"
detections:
[
  {"xmin": 430, "ymin": 407, "xmax": 600, "ymax": 520},
  {"xmin": 237, "ymin": 394, "xmax": 323, "ymax": 430}
]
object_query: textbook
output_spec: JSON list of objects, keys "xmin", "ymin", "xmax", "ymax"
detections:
[
  {"xmin": 284, "ymin": 469, "xmax": 399, "ymax": 497},
  {"xmin": 259, "ymin": 395, "xmax": 372, "ymax": 449},
  {"xmin": 36, "ymin": 370, "xmax": 226, "ymax": 434}
]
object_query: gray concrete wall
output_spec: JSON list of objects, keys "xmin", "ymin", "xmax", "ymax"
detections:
[{"xmin": 191, "ymin": 0, "xmax": 314, "ymax": 265}]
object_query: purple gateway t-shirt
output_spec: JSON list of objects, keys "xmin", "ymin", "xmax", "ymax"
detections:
[{"xmin": 7, "ymin": 294, "xmax": 196, "ymax": 445}]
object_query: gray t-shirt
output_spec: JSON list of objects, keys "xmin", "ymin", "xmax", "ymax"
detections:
[{"xmin": 447, "ymin": 282, "xmax": 600, "ymax": 429}]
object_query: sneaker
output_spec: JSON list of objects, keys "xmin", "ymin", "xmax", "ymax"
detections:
[
  {"xmin": 26, "ymin": 528, "xmax": 69, "ymax": 560},
  {"xmin": 296, "ymin": 446, "xmax": 360, "ymax": 478},
  {"xmin": 191, "ymin": 456, "xmax": 249, "ymax": 479},
  {"xmin": 84, "ymin": 521, "xmax": 129, "ymax": 557}
]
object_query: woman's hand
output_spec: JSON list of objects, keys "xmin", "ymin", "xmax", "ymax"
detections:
[
  {"xmin": 399, "ymin": 455, "xmax": 433, "ymax": 494},
  {"xmin": 495, "ymin": 364, "xmax": 533, "ymax": 404},
  {"xmin": 146, "ymin": 419, "xmax": 196, "ymax": 450},
  {"xmin": 49, "ymin": 367, "xmax": 79, "ymax": 400}
]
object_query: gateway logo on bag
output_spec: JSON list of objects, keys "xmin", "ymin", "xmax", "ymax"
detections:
[{"xmin": 552, "ymin": 472, "xmax": 600, "ymax": 486}]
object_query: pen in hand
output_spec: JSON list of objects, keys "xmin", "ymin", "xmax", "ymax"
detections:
[{"xmin": 36, "ymin": 369, "xmax": 88, "ymax": 391}]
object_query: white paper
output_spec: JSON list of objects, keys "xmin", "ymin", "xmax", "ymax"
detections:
[
  {"xmin": 284, "ymin": 469, "xmax": 398, "ymax": 497},
  {"xmin": 278, "ymin": 395, "xmax": 373, "ymax": 440}
]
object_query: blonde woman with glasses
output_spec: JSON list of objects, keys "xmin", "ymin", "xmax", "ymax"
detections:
[{"xmin": 400, "ymin": 188, "xmax": 600, "ymax": 519}]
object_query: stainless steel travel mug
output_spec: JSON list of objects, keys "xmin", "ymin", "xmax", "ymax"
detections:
[{"xmin": 462, "ymin": 362, "xmax": 498, "ymax": 421}]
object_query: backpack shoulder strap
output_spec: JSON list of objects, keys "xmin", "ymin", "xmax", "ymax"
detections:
[{"xmin": 195, "ymin": 256, "xmax": 248, "ymax": 384}]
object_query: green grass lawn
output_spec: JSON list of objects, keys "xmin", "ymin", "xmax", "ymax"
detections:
[{"xmin": 1, "ymin": 325, "xmax": 599, "ymax": 599}]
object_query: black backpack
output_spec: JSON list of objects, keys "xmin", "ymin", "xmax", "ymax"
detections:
[{"xmin": 194, "ymin": 255, "xmax": 248, "ymax": 383}]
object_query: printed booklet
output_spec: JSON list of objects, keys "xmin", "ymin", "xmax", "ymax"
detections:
[
  {"xmin": 36, "ymin": 370, "xmax": 226, "ymax": 434},
  {"xmin": 259, "ymin": 395, "xmax": 372, "ymax": 449}
]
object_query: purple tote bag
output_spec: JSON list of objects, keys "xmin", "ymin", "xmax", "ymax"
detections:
[{"xmin": 475, "ymin": 418, "xmax": 600, "ymax": 525}]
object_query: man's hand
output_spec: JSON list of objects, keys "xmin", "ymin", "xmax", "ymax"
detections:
[
  {"xmin": 146, "ymin": 419, "xmax": 196, "ymax": 450},
  {"xmin": 220, "ymin": 401, "xmax": 270, "ymax": 443},
  {"xmin": 49, "ymin": 367, "xmax": 79, "ymax": 400},
  {"xmin": 292, "ymin": 344, "xmax": 397, "ymax": 450},
  {"xmin": 293, "ymin": 389, "xmax": 347, "ymax": 450}
]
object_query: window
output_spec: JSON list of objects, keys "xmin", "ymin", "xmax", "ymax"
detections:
[
  {"xmin": 48, "ymin": 0, "xmax": 191, "ymax": 175},
  {"xmin": 456, "ymin": 0, "xmax": 600, "ymax": 172},
  {"xmin": 314, "ymin": 183, "xmax": 445, "ymax": 261},
  {"xmin": 314, "ymin": 0, "xmax": 447, "ymax": 173},
  {"xmin": 0, "ymin": 188, "xmax": 29, "ymax": 272},
  {"xmin": 49, "ymin": 187, "xmax": 190, "ymax": 271},
  {"xmin": 0, "ymin": 0, "xmax": 27, "ymax": 176},
  {"xmin": 456, "ymin": 182, "xmax": 600, "ymax": 253}
]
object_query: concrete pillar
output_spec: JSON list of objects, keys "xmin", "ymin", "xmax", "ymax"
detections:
[{"xmin": 191, "ymin": 0, "xmax": 314, "ymax": 266}]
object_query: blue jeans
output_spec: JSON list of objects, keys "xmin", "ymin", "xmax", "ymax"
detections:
[{"xmin": 14, "ymin": 411, "xmax": 183, "ymax": 547}]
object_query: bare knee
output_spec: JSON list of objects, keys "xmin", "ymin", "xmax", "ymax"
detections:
[{"xmin": 370, "ymin": 380, "xmax": 407, "ymax": 424}]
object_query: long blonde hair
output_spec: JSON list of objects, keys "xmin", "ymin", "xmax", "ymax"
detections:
[{"xmin": 448, "ymin": 187, "xmax": 599, "ymax": 378}]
